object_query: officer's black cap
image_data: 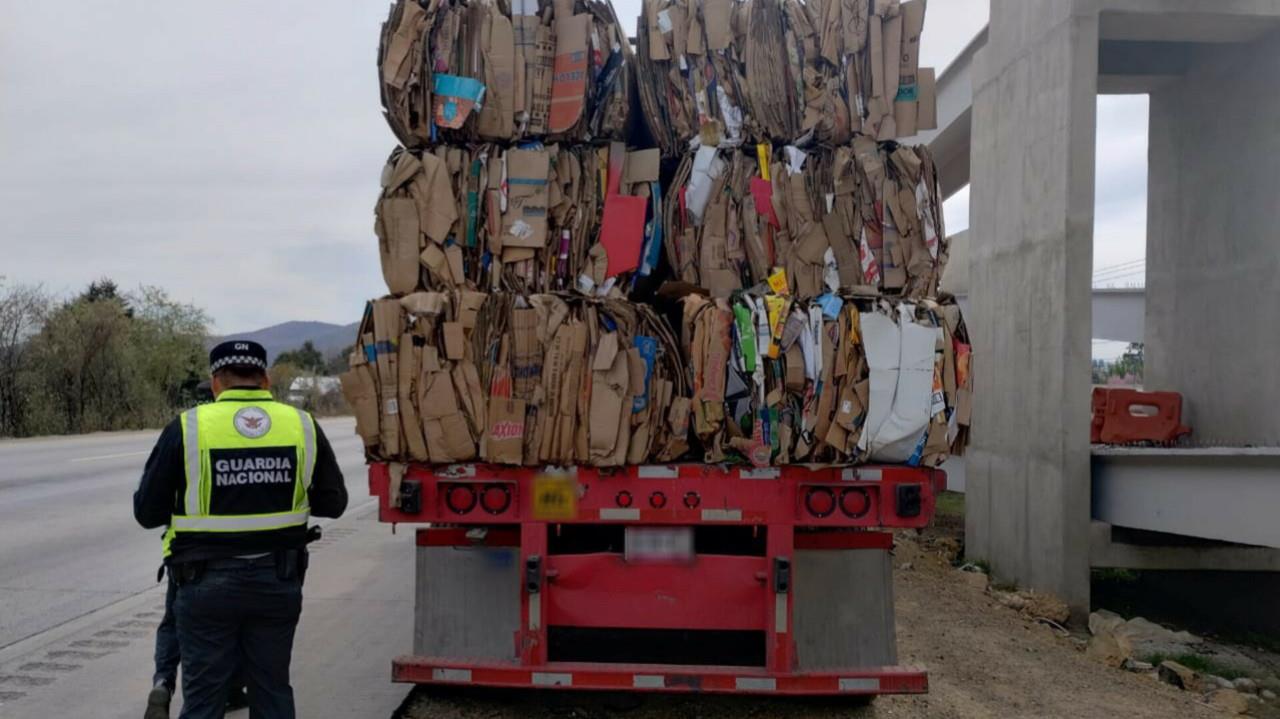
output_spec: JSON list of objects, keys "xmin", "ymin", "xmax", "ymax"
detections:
[{"xmin": 209, "ymin": 340, "xmax": 269, "ymax": 374}]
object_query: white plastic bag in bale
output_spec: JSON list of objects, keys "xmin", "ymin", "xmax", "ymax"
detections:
[{"xmin": 858, "ymin": 303, "xmax": 936, "ymax": 462}]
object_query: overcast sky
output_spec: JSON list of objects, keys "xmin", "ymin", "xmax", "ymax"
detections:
[{"xmin": 0, "ymin": 1, "xmax": 1144, "ymax": 336}]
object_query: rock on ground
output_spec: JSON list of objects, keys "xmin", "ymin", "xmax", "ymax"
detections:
[
  {"xmin": 1123, "ymin": 659, "xmax": 1154, "ymax": 673},
  {"xmin": 1090, "ymin": 609, "xmax": 1126, "ymax": 638},
  {"xmin": 1157, "ymin": 660, "xmax": 1201, "ymax": 692},
  {"xmin": 1087, "ymin": 632, "xmax": 1133, "ymax": 669},
  {"xmin": 1206, "ymin": 688, "xmax": 1251, "ymax": 715}
]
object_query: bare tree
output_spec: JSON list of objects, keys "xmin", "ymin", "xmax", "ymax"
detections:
[{"xmin": 0, "ymin": 279, "xmax": 50, "ymax": 436}]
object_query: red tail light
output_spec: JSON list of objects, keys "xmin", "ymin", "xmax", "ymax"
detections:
[
  {"xmin": 840, "ymin": 487, "xmax": 871, "ymax": 518},
  {"xmin": 804, "ymin": 487, "xmax": 836, "ymax": 518},
  {"xmin": 445, "ymin": 484, "xmax": 477, "ymax": 514},
  {"xmin": 480, "ymin": 484, "xmax": 512, "ymax": 514}
]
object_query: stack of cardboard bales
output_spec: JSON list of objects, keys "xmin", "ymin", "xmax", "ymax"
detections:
[
  {"xmin": 375, "ymin": 0, "xmax": 660, "ymax": 294},
  {"xmin": 344, "ymin": 0, "xmax": 972, "ymax": 470}
]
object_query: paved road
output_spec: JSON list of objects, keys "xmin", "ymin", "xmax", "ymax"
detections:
[{"xmin": 0, "ymin": 417, "xmax": 412, "ymax": 716}]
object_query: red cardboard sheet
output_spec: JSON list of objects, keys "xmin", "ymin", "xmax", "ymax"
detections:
[
  {"xmin": 750, "ymin": 177, "xmax": 780, "ymax": 227},
  {"xmin": 600, "ymin": 194, "xmax": 647, "ymax": 279}
]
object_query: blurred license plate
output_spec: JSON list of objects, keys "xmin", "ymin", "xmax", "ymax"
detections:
[
  {"xmin": 532, "ymin": 475, "xmax": 578, "ymax": 520},
  {"xmin": 625, "ymin": 527, "xmax": 694, "ymax": 562}
]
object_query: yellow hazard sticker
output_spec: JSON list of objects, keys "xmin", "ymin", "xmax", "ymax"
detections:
[{"xmin": 532, "ymin": 475, "xmax": 578, "ymax": 521}]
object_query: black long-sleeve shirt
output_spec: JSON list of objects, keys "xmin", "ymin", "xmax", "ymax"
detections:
[{"xmin": 134, "ymin": 406, "xmax": 348, "ymax": 564}]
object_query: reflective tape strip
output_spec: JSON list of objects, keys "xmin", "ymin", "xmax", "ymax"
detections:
[
  {"xmin": 183, "ymin": 409, "xmax": 200, "ymax": 514},
  {"xmin": 775, "ymin": 594, "xmax": 788, "ymax": 633},
  {"xmin": 740, "ymin": 468, "xmax": 779, "ymax": 479},
  {"xmin": 296, "ymin": 409, "xmax": 316, "ymax": 489},
  {"xmin": 436, "ymin": 465, "xmax": 476, "ymax": 478},
  {"xmin": 432, "ymin": 668, "xmax": 472, "ymax": 682},
  {"xmin": 632, "ymin": 675, "xmax": 664, "ymax": 689},
  {"xmin": 735, "ymin": 677, "xmax": 776, "ymax": 691},
  {"xmin": 638, "ymin": 465, "xmax": 679, "ymax": 479},
  {"xmin": 599, "ymin": 508, "xmax": 640, "ymax": 520},
  {"xmin": 842, "ymin": 468, "xmax": 882, "ymax": 481},
  {"xmin": 172, "ymin": 511, "xmax": 309, "ymax": 532},
  {"xmin": 839, "ymin": 677, "xmax": 879, "ymax": 692},
  {"xmin": 528, "ymin": 593, "xmax": 541, "ymax": 631},
  {"xmin": 702, "ymin": 509, "xmax": 742, "ymax": 522},
  {"xmin": 531, "ymin": 672, "xmax": 572, "ymax": 687}
]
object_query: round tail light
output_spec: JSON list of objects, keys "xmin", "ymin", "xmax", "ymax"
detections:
[
  {"xmin": 445, "ymin": 484, "xmax": 477, "ymax": 514},
  {"xmin": 840, "ymin": 487, "xmax": 871, "ymax": 518},
  {"xmin": 480, "ymin": 484, "xmax": 512, "ymax": 514},
  {"xmin": 804, "ymin": 487, "xmax": 836, "ymax": 518},
  {"xmin": 649, "ymin": 491, "xmax": 667, "ymax": 509}
]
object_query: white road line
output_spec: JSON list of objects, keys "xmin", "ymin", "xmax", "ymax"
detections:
[{"xmin": 67, "ymin": 451, "xmax": 150, "ymax": 464}]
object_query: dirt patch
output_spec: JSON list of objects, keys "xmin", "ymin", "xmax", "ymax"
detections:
[
  {"xmin": 882, "ymin": 531, "xmax": 1221, "ymax": 718},
  {"xmin": 397, "ymin": 527, "xmax": 1226, "ymax": 719}
]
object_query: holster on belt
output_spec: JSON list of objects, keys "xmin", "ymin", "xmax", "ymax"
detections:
[{"xmin": 274, "ymin": 548, "xmax": 309, "ymax": 583}]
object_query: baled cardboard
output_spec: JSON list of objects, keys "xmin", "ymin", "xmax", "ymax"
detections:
[
  {"xmin": 502, "ymin": 148, "xmax": 551, "ymax": 249},
  {"xmin": 377, "ymin": 197, "xmax": 422, "ymax": 296},
  {"xmin": 892, "ymin": 1, "xmax": 925, "ymax": 137},
  {"xmin": 676, "ymin": 292, "xmax": 968, "ymax": 466},
  {"xmin": 340, "ymin": 364, "xmax": 380, "ymax": 451},
  {"xmin": 398, "ymin": 333, "xmax": 430, "ymax": 462},
  {"xmin": 485, "ymin": 397, "xmax": 527, "ymax": 463},
  {"xmin": 877, "ymin": 13, "xmax": 902, "ymax": 139},
  {"xmin": 442, "ymin": 321, "xmax": 466, "ymax": 360},
  {"xmin": 379, "ymin": 0, "xmax": 630, "ymax": 145},
  {"xmin": 476, "ymin": 5, "xmax": 516, "ymax": 140},
  {"xmin": 705, "ymin": 0, "xmax": 732, "ymax": 50},
  {"xmin": 623, "ymin": 149, "xmax": 661, "ymax": 186},
  {"xmin": 548, "ymin": 14, "xmax": 589, "ymax": 135}
]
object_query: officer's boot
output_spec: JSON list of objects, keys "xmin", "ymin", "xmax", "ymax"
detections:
[{"xmin": 144, "ymin": 683, "xmax": 171, "ymax": 719}]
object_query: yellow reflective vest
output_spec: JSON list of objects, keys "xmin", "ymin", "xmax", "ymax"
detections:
[{"xmin": 162, "ymin": 389, "xmax": 315, "ymax": 557}]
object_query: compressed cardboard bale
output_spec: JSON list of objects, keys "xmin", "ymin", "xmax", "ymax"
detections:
[
  {"xmin": 635, "ymin": 0, "xmax": 934, "ymax": 155},
  {"xmin": 347, "ymin": 292, "xmax": 691, "ymax": 466},
  {"xmin": 379, "ymin": 0, "xmax": 634, "ymax": 146},
  {"xmin": 675, "ymin": 289, "xmax": 970, "ymax": 466},
  {"xmin": 663, "ymin": 143, "xmax": 947, "ymax": 299},
  {"xmin": 376, "ymin": 148, "xmax": 460, "ymax": 296},
  {"xmin": 348, "ymin": 291, "xmax": 492, "ymax": 463},
  {"xmin": 377, "ymin": 142, "xmax": 659, "ymax": 297}
]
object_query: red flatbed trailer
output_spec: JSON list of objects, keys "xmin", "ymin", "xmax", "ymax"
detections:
[{"xmin": 369, "ymin": 462, "xmax": 943, "ymax": 697}]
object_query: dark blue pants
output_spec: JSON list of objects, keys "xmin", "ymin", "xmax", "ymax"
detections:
[
  {"xmin": 174, "ymin": 564, "xmax": 302, "ymax": 719},
  {"xmin": 154, "ymin": 573, "xmax": 181, "ymax": 691}
]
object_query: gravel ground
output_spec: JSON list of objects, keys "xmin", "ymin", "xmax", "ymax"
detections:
[{"xmin": 396, "ymin": 526, "xmax": 1229, "ymax": 719}]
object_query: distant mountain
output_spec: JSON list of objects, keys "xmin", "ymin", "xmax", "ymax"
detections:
[{"xmin": 211, "ymin": 320, "xmax": 359, "ymax": 365}]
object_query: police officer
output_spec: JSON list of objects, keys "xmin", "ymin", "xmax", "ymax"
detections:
[
  {"xmin": 147, "ymin": 377, "xmax": 251, "ymax": 719},
  {"xmin": 134, "ymin": 340, "xmax": 347, "ymax": 719}
]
